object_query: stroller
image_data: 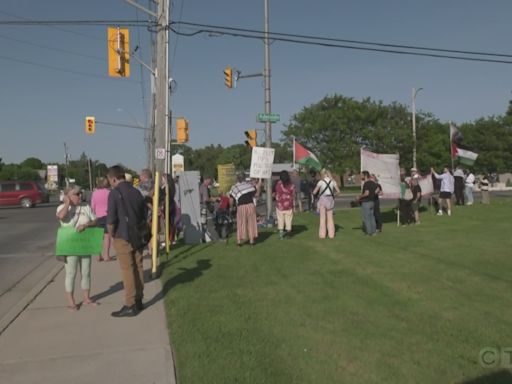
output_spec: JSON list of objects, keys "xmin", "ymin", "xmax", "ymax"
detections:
[{"xmin": 214, "ymin": 208, "xmax": 233, "ymax": 241}]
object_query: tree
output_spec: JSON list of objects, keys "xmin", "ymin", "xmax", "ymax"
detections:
[
  {"xmin": 282, "ymin": 94, "xmax": 463, "ymax": 175},
  {"xmin": 20, "ymin": 157, "xmax": 43, "ymax": 170}
]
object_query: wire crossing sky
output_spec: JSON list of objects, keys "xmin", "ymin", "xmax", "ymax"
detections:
[{"xmin": 1, "ymin": 0, "xmax": 511, "ymax": 172}]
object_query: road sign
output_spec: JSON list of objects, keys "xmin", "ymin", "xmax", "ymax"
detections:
[
  {"xmin": 155, "ymin": 148, "xmax": 166, "ymax": 160},
  {"xmin": 257, "ymin": 113, "xmax": 280, "ymax": 123}
]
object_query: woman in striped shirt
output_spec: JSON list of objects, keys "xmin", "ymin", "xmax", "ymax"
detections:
[{"xmin": 230, "ymin": 174, "xmax": 261, "ymax": 247}]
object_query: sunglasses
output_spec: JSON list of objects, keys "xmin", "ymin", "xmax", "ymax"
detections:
[{"xmin": 72, "ymin": 192, "xmax": 82, "ymax": 196}]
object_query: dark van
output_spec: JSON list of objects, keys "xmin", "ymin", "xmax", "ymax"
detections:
[{"xmin": 0, "ymin": 181, "xmax": 49, "ymax": 208}]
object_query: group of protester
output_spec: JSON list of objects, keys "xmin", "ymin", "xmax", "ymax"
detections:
[
  {"xmin": 56, "ymin": 165, "xmax": 181, "ymax": 317},
  {"xmin": 56, "ymin": 163, "xmax": 494, "ymax": 314}
]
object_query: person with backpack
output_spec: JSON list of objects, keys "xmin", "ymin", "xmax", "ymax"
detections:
[
  {"xmin": 107, "ymin": 165, "xmax": 149, "ymax": 318},
  {"xmin": 312, "ymin": 169, "xmax": 340, "ymax": 239}
]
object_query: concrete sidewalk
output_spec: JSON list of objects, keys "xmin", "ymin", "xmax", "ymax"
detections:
[{"xmin": 0, "ymin": 257, "xmax": 176, "ymax": 384}]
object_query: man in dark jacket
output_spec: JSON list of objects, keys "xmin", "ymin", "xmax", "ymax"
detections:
[{"xmin": 107, "ymin": 165, "xmax": 148, "ymax": 317}]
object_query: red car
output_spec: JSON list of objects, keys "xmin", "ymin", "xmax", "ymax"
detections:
[{"xmin": 0, "ymin": 181, "xmax": 49, "ymax": 208}]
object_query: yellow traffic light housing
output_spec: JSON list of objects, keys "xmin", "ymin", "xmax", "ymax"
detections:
[
  {"xmin": 176, "ymin": 118, "xmax": 189, "ymax": 144},
  {"xmin": 224, "ymin": 66, "xmax": 233, "ymax": 89},
  {"xmin": 107, "ymin": 27, "xmax": 130, "ymax": 77},
  {"xmin": 85, "ymin": 116, "xmax": 96, "ymax": 135},
  {"xmin": 244, "ymin": 130, "xmax": 257, "ymax": 148}
]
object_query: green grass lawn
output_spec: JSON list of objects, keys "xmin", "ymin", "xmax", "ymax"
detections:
[{"xmin": 161, "ymin": 198, "xmax": 512, "ymax": 384}]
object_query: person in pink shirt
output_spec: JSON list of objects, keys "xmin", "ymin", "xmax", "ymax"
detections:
[
  {"xmin": 274, "ymin": 170, "xmax": 295, "ymax": 239},
  {"xmin": 91, "ymin": 177, "xmax": 112, "ymax": 261}
]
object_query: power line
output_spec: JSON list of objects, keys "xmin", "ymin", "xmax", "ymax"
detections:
[
  {"xmin": 175, "ymin": 21, "xmax": 512, "ymax": 59},
  {"xmin": 0, "ymin": 19, "xmax": 154, "ymax": 27},
  {"xmin": 0, "ymin": 54, "xmax": 138, "ymax": 82},
  {"xmin": 170, "ymin": 21, "xmax": 512, "ymax": 65},
  {"xmin": 0, "ymin": 10, "xmax": 103, "ymax": 41},
  {"xmin": 0, "ymin": 33, "xmax": 104, "ymax": 62}
]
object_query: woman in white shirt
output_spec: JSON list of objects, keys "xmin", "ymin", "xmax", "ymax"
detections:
[
  {"xmin": 56, "ymin": 184, "xmax": 98, "ymax": 311},
  {"xmin": 312, "ymin": 169, "xmax": 340, "ymax": 239}
]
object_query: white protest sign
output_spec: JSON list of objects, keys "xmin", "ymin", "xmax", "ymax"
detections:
[
  {"xmin": 249, "ymin": 147, "xmax": 275, "ymax": 179},
  {"xmin": 360, "ymin": 148, "xmax": 401, "ymax": 199}
]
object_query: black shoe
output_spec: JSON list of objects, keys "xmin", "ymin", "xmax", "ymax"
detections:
[
  {"xmin": 111, "ymin": 305, "xmax": 139, "ymax": 318},
  {"xmin": 135, "ymin": 299, "xmax": 144, "ymax": 311}
]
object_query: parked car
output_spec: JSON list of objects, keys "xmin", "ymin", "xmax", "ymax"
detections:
[{"xmin": 0, "ymin": 181, "xmax": 49, "ymax": 208}]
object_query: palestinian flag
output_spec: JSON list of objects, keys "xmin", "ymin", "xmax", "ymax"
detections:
[
  {"xmin": 449, "ymin": 122, "xmax": 478, "ymax": 165},
  {"xmin": 451, "ymin": 143, "xmax": 478, "ymax": 166},
  {"xmin": 294, "ymin": 140, "xmax": 322, "ymax": 170}
]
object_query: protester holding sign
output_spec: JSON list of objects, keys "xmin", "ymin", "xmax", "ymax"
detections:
[{"xmin": 56, "ymin": 184, "xmax": 98, "ymax": 311}]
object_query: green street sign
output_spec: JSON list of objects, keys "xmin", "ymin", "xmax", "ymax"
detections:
[{"xmin": 257, "ymin": 112, "xmax": 280, "ymax": 123}]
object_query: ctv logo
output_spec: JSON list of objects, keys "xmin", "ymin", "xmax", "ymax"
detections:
[{"xmin": 479, "ymin": 347, "xmax": 512, "ymax": 368}]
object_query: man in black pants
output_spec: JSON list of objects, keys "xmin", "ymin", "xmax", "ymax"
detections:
[{"xmin": 453, "ymin": 166, "xmax": 465, "ymax": 206}]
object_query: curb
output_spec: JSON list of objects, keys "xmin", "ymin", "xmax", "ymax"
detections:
[{"xmin": 0, "ymin": 263, "xmax": 63, "ymax": 336}]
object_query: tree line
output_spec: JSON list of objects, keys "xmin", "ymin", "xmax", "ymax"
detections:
[{"xmin": 2, "ymin": 93, "xmax": 511, "ymax": 184}]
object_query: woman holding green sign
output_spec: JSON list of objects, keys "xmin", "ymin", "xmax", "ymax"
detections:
[{"xmin": 56, "ymin": 184, "xmax": 98, "ymax": 311}]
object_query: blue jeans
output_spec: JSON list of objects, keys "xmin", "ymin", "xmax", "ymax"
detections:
[
  {"xmin": 465, "ymin": 185, "xmax": 474, "ymax": 204},
  {"xmin": 361, "ymin": 201, "xmax": 376, "ymax": 235}
]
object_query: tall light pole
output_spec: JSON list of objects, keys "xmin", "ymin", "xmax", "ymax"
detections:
[{"xmin": 411, "ymin": 87, "xmax": 423, "ymax": 170}]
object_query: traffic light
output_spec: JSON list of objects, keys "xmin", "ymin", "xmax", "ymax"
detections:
[
  {"xmin": 176, "ymin": 118, "xmax": 189, "ymax": 144},
  {"xmin": 244, "ymin": 130, "xmax": 257, "ymax": 148},
  {"xmin": 85, "ymin": 116, "xmax": 96, "ymax": 135},
  {"xmin": 224, "ymin": 66, "xmax": 233, "ymax": 89},
  {"xmin": 107, "ymin": 27, "xmax": 130, "ymax": 77}
]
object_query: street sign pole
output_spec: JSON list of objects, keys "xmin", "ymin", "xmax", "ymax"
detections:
[{"xmin": 263, "ymin": 0, "xmax": 272, "ymax": 222}]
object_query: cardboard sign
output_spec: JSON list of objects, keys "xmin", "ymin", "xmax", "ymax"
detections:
[
  {"xmin": 249, "ymin": 147, "xmax": 275, "ymax": 179},
  {"xmin": 55, "ymin": 227, "xmax": 104, "ymax": 256},
  {"xmin": 218, "ymin": 163, "xmax": 236, "ymax": 193}
]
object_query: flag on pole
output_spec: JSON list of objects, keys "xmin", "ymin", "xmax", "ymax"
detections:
[
  {"xmin": 449, "ymin": 122, "xmax": 478, "ymax": 165},
  {"xmin": 451, "ymin": 145, "xmax": 478, "ymax": 166},
  {"xmin": 293, "ymin": 141, "xmax": 322, "ymax": 171}
]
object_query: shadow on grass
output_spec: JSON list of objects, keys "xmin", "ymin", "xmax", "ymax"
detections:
[
  {"xmin": 145, "ymin": 259, "xmax": 212, "ymax": 308},
  {"xmin": 458, "ymin": 369, "xmax": 512, "ymax": 384}
]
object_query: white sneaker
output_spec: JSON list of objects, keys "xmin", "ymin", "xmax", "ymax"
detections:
[
  {"xmin": 447, "ymin": 210, "xmax": 451, "ymax": 216},
  {"xmin": 437, "ymin": 211, "xmax": 443, "ymax": 216}
]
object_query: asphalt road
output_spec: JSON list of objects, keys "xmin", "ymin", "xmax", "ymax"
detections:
[{"xmin": 0, "ymin": 201, "xmax": 60, "ymax": 320}]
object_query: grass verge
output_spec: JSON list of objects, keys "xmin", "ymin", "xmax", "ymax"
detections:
[{"xmin": 161, "ymin": 198, "xmax": 512, "ymax": 384}]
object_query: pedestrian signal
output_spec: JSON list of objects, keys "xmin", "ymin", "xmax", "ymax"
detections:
[{"xmin": 85, "ymin": 116, "xmax": 96, "ymax": 135}]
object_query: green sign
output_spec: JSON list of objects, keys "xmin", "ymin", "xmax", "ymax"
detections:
[
  {"xmin": 55, "ymin": 227, "xmax": 104, "ymax": 256},
  {"xmin": 257, "ymin": 112, "xmax": 280, "ymax": 123}
]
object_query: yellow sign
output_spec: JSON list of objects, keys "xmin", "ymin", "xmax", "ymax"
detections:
[
  {"xmin": 217, "ymin": 164, "xmax": 236, "ymax": 193},
  {"xmin": 107, "ymin": 27, "xmax": 130, "ymax": 77}
]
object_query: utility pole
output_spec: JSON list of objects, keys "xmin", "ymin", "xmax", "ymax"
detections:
[
  {"xmin": 263, "ymin": 0, "xmax": 272, "ymax": 220},
  {"xmin": 124, "ymin": 0, "xmax": 168, "ymax": 174},
  {"xmin": 155, "ymin": 0, "xmax": 170, "ymax": 176},
  {"xmin": 412, "ymin": 87, "xmax": 423, "ymax": 170}
]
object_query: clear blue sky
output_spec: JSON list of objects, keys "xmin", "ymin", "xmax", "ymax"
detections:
[{"xmin": 1, "ymin": 0, "xmax": 512, "ymax": 172}]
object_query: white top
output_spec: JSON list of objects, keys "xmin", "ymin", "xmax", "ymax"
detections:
[
  {"xmin": 57, "ymin": 203, "xmax": 96, "ymax": 228},
  {"xmin": 465, "ymin": 173, "xmax": 475, "ymax": 186},
  {"xmin": 433, "ymin": 172, "xmax": 455, "ymax": 193},
  {"xmin": 316, "ymin": 178, "xmax": 337, "ymax": 196}
]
